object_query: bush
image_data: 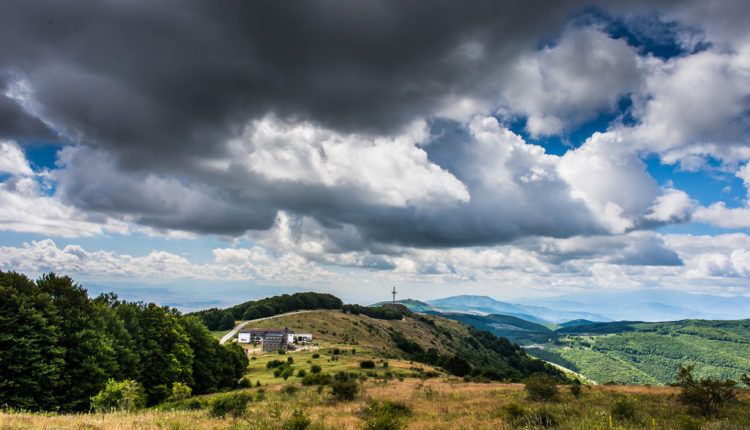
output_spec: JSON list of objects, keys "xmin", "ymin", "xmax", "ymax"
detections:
[
  {"xmin": 569, "ymin": 384, "xmax": 582, "ymax": 398},
  {"xmin": 297, "ymin": 369, "xmax": 307, "ymax": 377},
  {"xmin": 169, "ymin": 382, "xmax": 192, "ymax": 401},
  {"xmin": 90, "ymin": 379, "xmax": 146, "ymax": 413},
  {"xmin": 610, "ymin": 397, "xmax": 638, "ymax": 421},
  {"xmin": 676, "ymin": 365, "xmax": 737, "ymax": 417},
  {"xmin": 284, "ymin": 409, "xmax": 312, "ymax": 430},
  {"xmin": 310, "ymin": 364, "xmax": 322, "ymax": 374},
  {"xmin": 267, "ymin": 359, "xmax": 285, "ymax": 368},
  {"xmin": 287, "ymin": 357, "xmax": 294, "ymax": 364},
  {"xmin": 281, "ymin": 367, "xmax": 294, "ymax": 380},
  {"xmin": 330, "ymin": 372, "xmax": 359, "ymax": 401},
  {"xmin": 362, "ymin": 399, "xmax": 412, "ymax": 430},
  {"xmin": 312, "ymin": 353, "xmax": 320, "ymax": 359},
  {"xmin": 524, "ymin": 374, "xmax": 558, "ymax": 402},
  {"xmin": 302, "ymin": 372, "xmax": 333, "ymax": 386},
  {"xmin": 501, "ymin": 402, "xmax": 528, "ymax": 423},
  {"xmin": 360, "ymin": 360, "xmax": 376, "ymax": 369},
  {"xmin": 280, "ymin": 385, "xmax": 299, "ymax": 396},
  {"xmin": 209, "ymin": 392, "xmax": 252, "ymax": 419}
]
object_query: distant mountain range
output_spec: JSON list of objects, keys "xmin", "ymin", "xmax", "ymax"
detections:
[
  {"xmin": 425, "ymin": 295, "xmax": 610, "ymax": 324},
  {"xmin": 377, "ymin": 292, "xmax": 750, "ymax": 324},
  {"xmin": 514, "ymin": 290, "xmax": 750, "ymax": 322}
]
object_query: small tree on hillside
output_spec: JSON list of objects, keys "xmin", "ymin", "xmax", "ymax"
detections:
[
  {"xmin": 524, "ymin": 373, "xmax": 558, "ymax": 402},
  {"xmin": 676, "ymin": 365, "xmax": 737, "ymax": 417},
  {"xmin": 90, "ymin": 379, "xmax": 145, "ymax": 413}
]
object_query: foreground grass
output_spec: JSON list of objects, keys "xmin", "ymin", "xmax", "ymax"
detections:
[{"xmin": 3, "ymin": 379, "xmax": 749, "ymax": 429}]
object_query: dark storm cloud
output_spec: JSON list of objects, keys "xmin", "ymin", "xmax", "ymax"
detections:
[
  {"xmin": 0, "ymin": 0, "xmax": 693, "ymax": 248},
  {"xmin": 0, "ymin": 0, "xmax": 596, "ymax": 168},
  {"xmin": 0, "ymin": 94, "xmax": 56, "ymax": 141}
]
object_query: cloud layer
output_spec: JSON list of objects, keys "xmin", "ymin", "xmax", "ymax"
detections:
[{"xmin": 1, "ymin": 0, "xmax": 750, "ymax": 299}]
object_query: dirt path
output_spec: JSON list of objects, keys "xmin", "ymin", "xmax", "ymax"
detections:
[{"xmin": 218, "ymin": 309, "xmax": 316, "ymax": 344}]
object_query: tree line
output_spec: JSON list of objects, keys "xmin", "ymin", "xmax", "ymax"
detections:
[
  {"xmin": 190, "ymin": 292, "xmax": 343, "ymax": 331},
  {"xmin": 0, "ymin": 271, "xmax": 248, "ymax": 412},
  {"xmin": 342, "ymin": 304, "xmax": 403, "ymax": 320}
]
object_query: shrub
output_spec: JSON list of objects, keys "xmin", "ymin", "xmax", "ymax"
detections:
[
  {"xmin": 281, "ymin": 367, "xmax": 294, "ymax": 380},
  {"xmin": 676, "ymin": 365, "xmax": 737, "ymax": 417},
  {"xmin": 360, "ymin": 360, "xmax": 376, "ymax": 369},
  {"xmin": 287, "ymin": 357, "xmax": 294, "ymax": 364},
  {"xmin": 169, "ymin": 382, "xmax": 192, "ymax": 401},
  {"xmin": 302, "ymin": 372, "xmax": 333, "ymax": 386},
  {"xmin": 362, "ymin": 399, "xmax": 412, "ymax": 430},
  {"xmin": 569, "ymin": 384, "xmax": 582, "ymax": 398},
  {"xmin": 278, "ymin": 349, "xmax": 287, "ymax": 354},
  {"xmin": 610, "ymin": 397, "xmax": 638, "ymax": 421},
  {"xmin": 310, "ymin": 364, "xmax": 322, "ymax": 374},
  {"xmin": 524, "ymin": 374, "xmax": 559, "ymax": 402},
  {"xmin": 297, "ymin": 369, "xmax": 307, "ymax": 377},
  {"xmin": 501, "ymin": 402, "xmax": 527, "ymax": 423},
  {"xmin": 280, "ymin": 385, "xmax": 299, "ymax": 396},
  {"xmin": 283, "ymin": 409, "xmax": 311, "ymax": 430},
  {"xmin": 90, "ymin": 379, "xmax": 146, "ymax": 413},
  {"xmin": 209, "ymin": 392, "xmax": 252, "ymax": 419},
  {"xmin": 312, "ymin": 353, "xmax": 320, "ymax": 359},
  {"xmin": 267, "ymin": 359, "xmax": 285, "ymax": 368},
  {"xmin": 330, "ymin": 372, "xmax": 359, "ymax": 401}
]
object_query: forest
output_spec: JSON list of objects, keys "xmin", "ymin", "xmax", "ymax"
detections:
[
  {"xmin": 0, "ymin": 271, "xmax": 248, "ymax": 412},
  {"xmin": 190, "ymin": 291, "xmax": 343, "ymax": 330}
]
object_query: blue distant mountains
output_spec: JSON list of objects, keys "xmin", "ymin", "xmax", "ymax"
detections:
[{"xmin": 425, "ymin": 295, "xmax": 609, "ymax": 324}]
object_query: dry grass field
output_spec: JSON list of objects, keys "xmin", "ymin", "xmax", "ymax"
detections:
[{"xmin": 3, "ymin": 377, "xmax": 748, "ymax": 429}]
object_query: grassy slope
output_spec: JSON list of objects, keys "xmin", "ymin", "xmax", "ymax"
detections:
[
  {"xmin": 5, "ymin": 382, "xmax": 749, "ymax": 429},
  {"xmin": 238, "ymin": 309, "xmax": 464, "ymax": 357},
  {"xmin": 528, "ymin": 319, "xmax": 750, "ymax": 385}
]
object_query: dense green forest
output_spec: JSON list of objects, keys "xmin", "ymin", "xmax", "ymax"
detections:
[
  {"xmin": 0, "ymin": 271, "xmax": 248, "ymax": 412},
  {"xmin": 526, "ymin": 319, "xmax": 750, "ymax": 385},
  {"xmin": 189, "ymin": 291, "xmax": 343, "ymax": 330},
  {"xmin": 342, "ymin": 303, "xmax": 403, "ymax": 320}
]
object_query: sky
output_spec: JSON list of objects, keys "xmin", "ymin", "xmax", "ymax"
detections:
[{"xmin": 2, "ymin": 0, "xmax": 750, "ymax": 311}]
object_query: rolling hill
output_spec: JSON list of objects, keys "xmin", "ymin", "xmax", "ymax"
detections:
[
  {"xmin": 239, "ymin": 308, "xmax": 568, "ymax": 382},
  {"xmin": 525, "ymin": 319, "xmax": 750, "ymax": 385}
]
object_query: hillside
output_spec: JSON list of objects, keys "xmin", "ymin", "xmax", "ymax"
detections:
[
  {"xmin": 427, "ymin": 312, "xmax": 556, "ymax": 345},
  {"xmin": 526, "ymin": 319, "xmax": 750, "ymax": 385},
  {"xmin": 239, "ymin": 309, "xmax": 567, "ymax": 382}
]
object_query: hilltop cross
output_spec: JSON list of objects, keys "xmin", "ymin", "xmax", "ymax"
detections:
[{"xmin": 391, "ymin": 286, "xmax": 397, "ymax": 304}]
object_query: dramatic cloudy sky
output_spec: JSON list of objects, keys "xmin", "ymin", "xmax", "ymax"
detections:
[{"xmin": 2, "ymin": 0, "xmax": 750, "ymax": 309}]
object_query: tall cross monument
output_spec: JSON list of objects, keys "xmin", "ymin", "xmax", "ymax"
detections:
[{"xmin": 391, "ymin": 286, "xmax": 397, "ymax": 304}]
